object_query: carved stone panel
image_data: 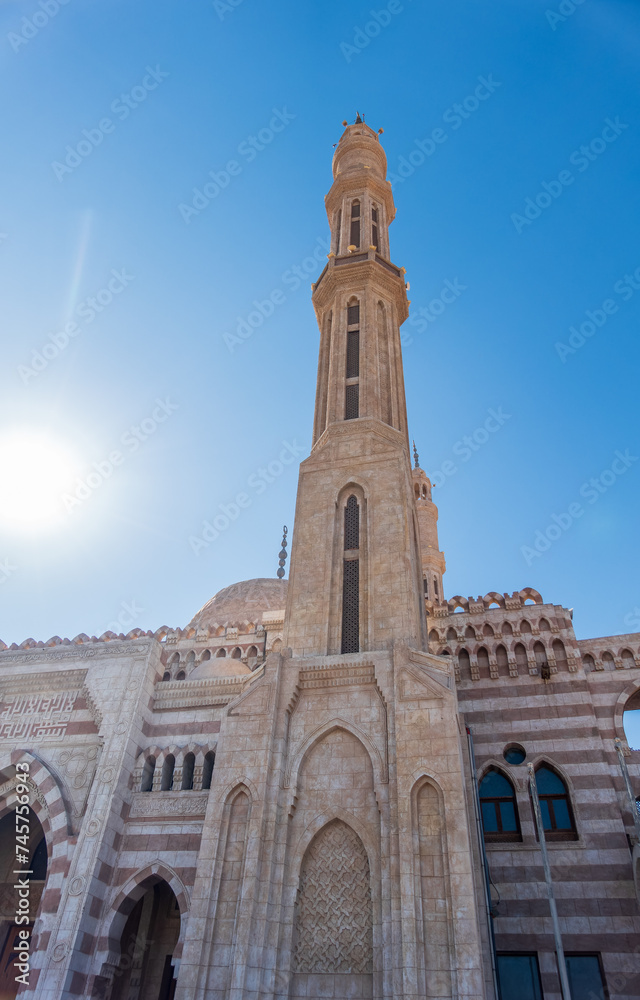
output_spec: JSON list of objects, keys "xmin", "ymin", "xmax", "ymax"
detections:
[{"xmin": 293, "ymin": 820, "xmax": 373, "ymax": 975}]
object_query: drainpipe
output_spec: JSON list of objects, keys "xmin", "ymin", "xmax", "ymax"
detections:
[
  {"xmin": 528, "ymin": 763, "xmax": 572, "ymax": 1000},
  {"xmin": 614, "ymin": 738, "xmax": 640, "ymax": 842},
  {"xmin": 466, "ymin": 726, "xmax": 501, "ymax": 1000}
]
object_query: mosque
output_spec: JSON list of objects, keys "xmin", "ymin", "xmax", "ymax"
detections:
[{"xmin": 0, "ymin": 118, "xmax": 639, "ymax": 1000}]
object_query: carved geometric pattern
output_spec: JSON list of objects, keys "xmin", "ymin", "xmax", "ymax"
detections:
[{"xmin": 293, "ymin": 820, "xmax": 373, "ymax": 974}]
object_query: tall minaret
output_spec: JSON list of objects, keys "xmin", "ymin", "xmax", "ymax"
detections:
[
  {"xmin": 284, "ymin": 118, "xmax": 427, "ymax": 656},
  {"xmin": 412, "ymin": 442, "xmax": 446, "ymax": 611}
]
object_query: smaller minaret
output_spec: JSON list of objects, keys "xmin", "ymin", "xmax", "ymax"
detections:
[{"xmin": 412, "ymin": 442, "xmax": 446, "ymax": 610}]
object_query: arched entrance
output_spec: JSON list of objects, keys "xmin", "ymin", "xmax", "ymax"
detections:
[
  {"xmin": 0, "ymin": 808, "xmax": 48, "ymax": 1000},
  {"xmin": 109, "ymin": 880, "xmax": 181, "ymax": 1000}
]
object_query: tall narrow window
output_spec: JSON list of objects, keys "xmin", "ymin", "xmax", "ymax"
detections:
[
  {"xmin": 346, "ymin": 330, "xmax": 360, "ymax": 378},
  {"xmin": 479, "ymin": 769, "xmax": 522, "ymax": 842},
  {"xmin": 371, "ymin": 206, "xmax": 379, "ymax": 250},
  {"xmin": 335, "ymin": 209, "xmax": 342, "ymax": 255},
  {"xmin": 341, "ymin": 494, "xmax": 360, "ymax": 653},
  {"xmin": 496, "ymin": 954, "xmax": 543, "ymax": 1000},
  {"xmin": 350, "ymin": 200, "xmax": 361, "ymax": 247},
  {"xmin": 377, "ymin": 302, "xmax": 392, "ymax": 425},
  {"xmin": 345, "ymin": 384, "xmax": 359, "ymax": 419},
  {"xmin": 344, "ymin": 494, "xmax": 359, "ymax": 549},
  {"xmin": 533, "ymin": 766, "xmax": 577, "ymax": 840}
]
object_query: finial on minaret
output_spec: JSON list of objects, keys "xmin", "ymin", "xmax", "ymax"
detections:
[
  {"xmin": 277, "ymin": 526, "xmax": 288, "ymax": 579},
  {"xmin": 355, "ymin": 111, "xmax": 363, "ymax": 123},
  {"xmin": 413, "ymin": 440, "xmax": 420, "ymax": 469}
]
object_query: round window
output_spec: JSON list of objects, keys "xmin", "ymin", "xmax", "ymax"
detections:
[{"xmin": 503, "ymin": 744, "xmax": 526, "ymax": 765}]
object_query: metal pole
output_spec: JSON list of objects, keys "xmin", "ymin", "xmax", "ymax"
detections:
[
  {"xmin": 466, "ymin": 727, "xmax": 501, "ymax": 1000},
  {"xmin": 528, "ymin": 763, "xmax": 572, "ymax": 1000},
  {"xmin": 614, "ymin": 738, "xmax": 640, "ymax": 842}
]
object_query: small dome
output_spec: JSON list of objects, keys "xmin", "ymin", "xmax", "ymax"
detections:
[{"xmin": 188, "ymin": 578, "xmax": 287, "ymax": 630}]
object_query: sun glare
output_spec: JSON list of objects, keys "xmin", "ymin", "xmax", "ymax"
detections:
[{"xmin": 0, "ymin": 431, "xmax": 79, "ymax": 529}]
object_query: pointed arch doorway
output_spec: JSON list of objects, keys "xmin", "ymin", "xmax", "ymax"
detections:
[{"xmin": 109, "ymin": 880, "xmax": 180, "ymax": 1000}]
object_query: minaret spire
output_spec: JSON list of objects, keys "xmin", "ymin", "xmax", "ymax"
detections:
[{"xmin": 283, "ymin": 120, "xmax": 427, "ymax": 655}]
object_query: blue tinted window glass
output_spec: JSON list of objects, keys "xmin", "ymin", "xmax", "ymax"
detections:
[
  {"xmin": 539, "ymin": 799, "xmax": 552, "ymax": 829},
  {"xmin": 499, "ymin": 801, "xmax": 517, "ymax": 832},
  {"xmin": 552, "ymin": 798, "xmax": 572, "ymax": 829},
  {"xmin": 536, "ymin": 766, "xmax": 566, "ymax": 795},
  {"xmin": 480, "ymin": 771, "xmax": 513, "ymax": 797},
  {"xmin": 481, "ymin": 801, "xmax": 498, "ymax": 832},
  {"xmin": 566, "ymin": 955, "xmax": 606, "ymax": 1000},
  {"xmin": 497, "ymin": 955, "xmax": 542, "ymax": 1000}
]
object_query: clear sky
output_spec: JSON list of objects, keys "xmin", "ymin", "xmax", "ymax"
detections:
[{"xmin": 1, "ymin": 0, "xmax": 639, "ymax": 661}]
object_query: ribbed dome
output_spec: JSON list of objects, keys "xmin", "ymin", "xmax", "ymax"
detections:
[{"xmin": 188, "ymin": 578, "xmax": 288, "ymax": 630}]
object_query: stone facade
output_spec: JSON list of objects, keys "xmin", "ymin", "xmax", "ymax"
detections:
[{"xmin": 0, "ymin": 120, "xmax": 638, "ymax": 1000}]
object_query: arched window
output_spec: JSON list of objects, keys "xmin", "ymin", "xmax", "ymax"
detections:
[
  {"xmin": 502, "ymin": 622, "xmax": 513, "ymax": 636},
  {"xmin": 515, "ymin": 643, "xmax": 528, "ymax": 672},
  {"xmin": 342, "ymin": 495, "xmax": 360, "ymax": 653},
  {"xmin": 349, "ymin": 199, "xmax": 361, "ymax": 247},
  {"xmin": 496, "ymin": 644, "xmax": 509, "ymax": 675},
  {"xmin": 161, "ymin": 754, "xmax": 175, "ymax": 792},
  {"xmin": 231, "ymin": 647, "xmax": 242, "ymax": 659},
  {"xmin": 201, "ymin": 649, "xmax": 211, "ymax": 662},
  {"xmin": 141, "ymin": 756, "xmax": 156, "ymax": 792},
  {"xmin": 539, "ymin": 618, "xmax": 550, "ymax": 631},
  {"xmin": 533, "ymin": 766, "xmax": 577, "ymax": 840},
  {"xmin": 428, "ymin": 628, "xmax": 438, "ymax": 645},
  {"xmin": 464, "ymin": 625, "xmax": 476, "ymax": 639},
  {"xmin": 216, "ymin": 647, "xmax": 226, "ymax": 658},
  {"xmin": 162, "ymin": 671, "xmax": 171, "ymax": 682},
  {"xmin": 371, "ymin": 204, "xmax": 380, "ymax": 249},
  {"xmin": 552, "ymin": 639, "xmax": 568, "ymax": 671},
  {"xmin": 582, "ymin": 653, "xmax": 595, "ymax": 671},
  {"xmin": 520, "ymin": 620, "xmax": 532, "ymax": 634},
  {"xmin": 477, "ymin": 647, "xmax": 489, "ymax": 674},
  {"xmin": 483, "ymin": 623, "xmax": 494, "ymax": 637},
  {"xmin": 433, "ymin": 578, "xmax": 439, "ymax": 599},
  {"xmin": 602, "ymin": 651, "xmax": 615, "ymax": 669},
  {"xmin": 182, "ymin": 753, "xmax": 195, "ymax": 791},
  {"xmin": 202, "ymin": 751, "xmax": 215, "ymax": 790},
  {"xmin": 458, "ymin": 648, "xmax": 471, "ymax": 681},
  {"xmin": 446, "ymin": 627, "xmax": 457, "ymax": 642},
  {"xmin": 335, "ymin": 209, "xmax": 342, "ymax": 255},
  {"xmin": 479, "ymin": 770, "xmax": 521, "ymax": 842},
  {"xmin": 622, "ymin": 648, "xmax": 636, "ymax": 667},
  {"xmin": 176, "ymin": 671, "xmax": 185, "ymax": 680},
  {"xmin": 533, "ymin": 641, "xmax": 547, "ymax": 670},
  {"xmin": 247, "ymin": 644, "xmax": 259, "ymax": 666},
  {"xmin": 423, "ymin": 577, "xmax": 429, "ymax": 596}
]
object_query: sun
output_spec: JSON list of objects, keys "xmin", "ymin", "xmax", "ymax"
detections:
[{"xmin": 0, "ymin": 430, "xmax": 79, "ymax": 529}]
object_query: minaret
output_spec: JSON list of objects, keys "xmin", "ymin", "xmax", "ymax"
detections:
[
  {"xmin": 412, "ymin": 441, "xmax": 446, "ymax": 611},
  {"xmin": 284, "ymin": 118, "xmax": 427, "ymax": 656}
]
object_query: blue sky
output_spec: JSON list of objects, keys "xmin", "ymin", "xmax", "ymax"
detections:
[{"xmin": 1, "ymin": 0, "xmax": 639, "ymax": 659}]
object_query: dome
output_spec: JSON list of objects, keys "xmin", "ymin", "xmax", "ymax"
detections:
[{"xmin": 188, "ymin": 578, "xmax": 288, "ymax": 630}]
